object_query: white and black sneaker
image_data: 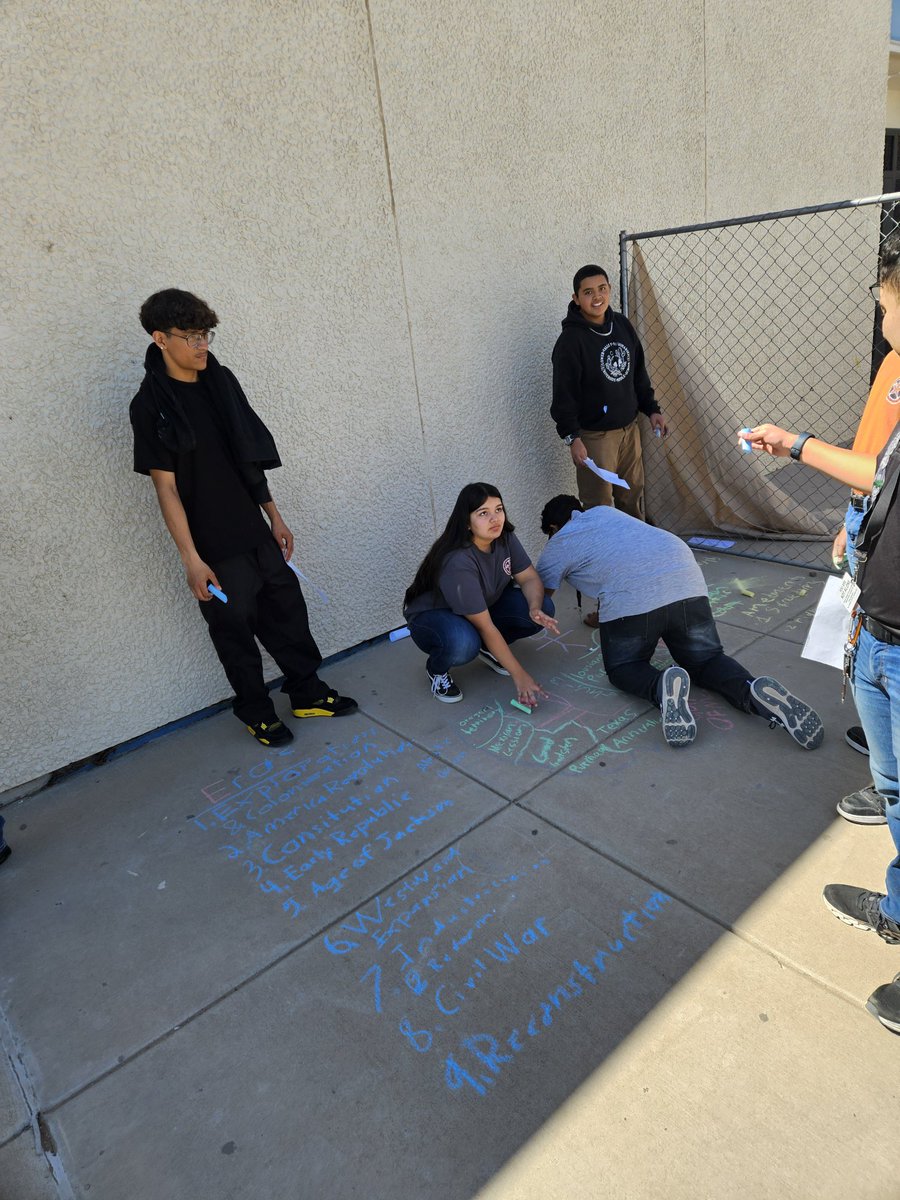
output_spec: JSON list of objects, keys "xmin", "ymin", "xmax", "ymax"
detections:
[
  {"xmin": 845, "ymin": 725, "xmax": 869, "ymax": 755},
  {"xmin": 478, "ymin": 648, "xmax": 510, "ymax": 676},
  {"xmin": 749, "ymin": 677, "xmax": 824, "ymax": 750},
  {"xmin": 837, "ymin": 784, "xmax": 887, "ymax": 825},
  {"xmin": 659, "ymin": 666, "xmax": 696, "ymax": 747},
  {"xmin": 427, "ymin": 668, "xmax": 462, "ymax": 703}
]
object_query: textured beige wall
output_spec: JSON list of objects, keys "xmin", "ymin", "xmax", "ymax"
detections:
[
  {"xmin": 888, "ymin": 49, "xmax": 900, "ymax": 125},
  {"xmin": 0, "ymin": 0, "xmax": 888, "ymax": 791}
]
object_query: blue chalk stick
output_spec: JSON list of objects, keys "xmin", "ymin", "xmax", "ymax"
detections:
[
  {"xmin": 389, "ymin": 627, "xmax": 411, "ymax": 642},
  {"xmin": 510, "ymin": 699, "xmax": 532, "ymax": 715},
  {"xmin": 208, "ymin": 584, "xmax": 228, "ymax": 603},
  {"xmin": 739, "ymin": 427, "xmax": 753, "ymax": 454}
]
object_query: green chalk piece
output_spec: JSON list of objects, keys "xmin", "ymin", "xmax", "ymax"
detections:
[{"xmin": 510, "ymin": 700, "xmax": 532, "ymax": 715}]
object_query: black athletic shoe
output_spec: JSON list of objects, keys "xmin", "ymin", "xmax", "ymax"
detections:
[
  {"xmin": 427, "ymin": 668, "xmax": 462, "ymax": 703},
  {"xmin": 867, "ymin": 975, "xmax": 900, "ymax": 1033},
  {"xmin": 837, "ymin": 784, "xmax": 887, "ymax": 825},
  {"xmin": 290, "ymin": 693, "xmax": 358, "ymax": 718},
  {"xmin": 845, "ymin": 725, "xmax": 870, "ymax": 755},
  {"xmin": 478, "ymin": 648, "xmax": 510, "ymax": 676},
  {"xmin": 749, "ymin": 677, "xmax": 824, "ymax": 749},
  {"xmin": 659, "ymin": 666, "xmax": 696, "ymax": 747},
  {"xmin": 822, "ymin": 884, "xmax": 900, "ymax": 944},
  {"xmin": 247, "ymin": 718, "xmax": 294, "ymax": 746},
  {"xmin": 0, "ymin": 843, "xmax": 10, "ymax": 867}
]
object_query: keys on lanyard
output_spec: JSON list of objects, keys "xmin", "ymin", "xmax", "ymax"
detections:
[{"xmin": 841, "ymin": 609, "xmax": 863, "ymax": 703}]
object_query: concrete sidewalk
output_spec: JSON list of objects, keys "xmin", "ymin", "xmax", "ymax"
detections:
[{"xmin": 1, "ymin": 552, "xmax": 896, "ymax": 1200}]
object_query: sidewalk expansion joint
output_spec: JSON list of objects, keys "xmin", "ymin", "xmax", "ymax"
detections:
[
  {"xmin": 512, "ymin": 802, "xmax": 872, "ymax": 1013},
  {"xmin": 39, "ymin": 801, "xmax": 515, "ymax": 1119}
]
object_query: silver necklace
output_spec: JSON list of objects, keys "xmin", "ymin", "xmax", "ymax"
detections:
[{"xmin": 588, "ymin": 314, "xmax": 615, "ymax": 338}]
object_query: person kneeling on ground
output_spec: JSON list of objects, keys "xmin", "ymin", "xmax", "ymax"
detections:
[
  {"xmin": 403, "ymin": 483, "xmax": 559, "ymax": 708},
  {"xmin": 535, "ymin": 495, "xmax": 824, "ymax": 751}
]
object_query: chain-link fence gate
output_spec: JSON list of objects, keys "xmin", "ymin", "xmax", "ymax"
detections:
[{"xmin": 620, "ymin": 193, "xmax": 900, "ymax": 569}]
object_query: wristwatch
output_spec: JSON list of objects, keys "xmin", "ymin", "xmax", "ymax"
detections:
[
  {"xmin": 563, "ymin": 433, "xmax": 578, "ymax": 446},
  {"xmin": 789, "ymin": 432, "xmax": 817, "ymax": 461}
]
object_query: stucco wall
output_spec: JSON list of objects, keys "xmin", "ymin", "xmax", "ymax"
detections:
[{"xmin": 0, "ymin": 0, "xmax": 889, "ymax": 791}]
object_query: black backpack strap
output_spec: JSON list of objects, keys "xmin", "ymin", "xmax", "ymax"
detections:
[{"xmin": 854, "ymin": 454, "xmax": 900, "ymax": 589}]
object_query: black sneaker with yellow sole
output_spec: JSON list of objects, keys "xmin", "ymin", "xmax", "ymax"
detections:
[
  {"xmin": 247, "ymin": 718, "xmax": 294, "ymax": 746},
  {"xmin": 291, "ymin": 693, "xmax": 358, "ymax": 718}
]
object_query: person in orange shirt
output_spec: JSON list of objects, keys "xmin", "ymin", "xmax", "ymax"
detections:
[{"xmin": 833, "ymin": 349, "xmax": 900, "ymax": 823}]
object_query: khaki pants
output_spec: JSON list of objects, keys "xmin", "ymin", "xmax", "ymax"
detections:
[{"xmin": 575, "ymin": 420, "xmax": 645, "ymax": 520}]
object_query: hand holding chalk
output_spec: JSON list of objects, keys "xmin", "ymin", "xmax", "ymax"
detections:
[
  {"xmin": 208, "ymin": 584, "xmax": 228, "ymax": 603},
  {"xmin": 513, "ymin": 672, "xmax": 549, "ymax": 709}
]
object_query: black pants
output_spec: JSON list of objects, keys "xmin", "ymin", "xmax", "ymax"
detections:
[
  {"xmin": 199, "ymin": 539, "xmax": 325, "ymax": 724},
  {"xmin": 599, "ymin": 595, "xmax": 755, "ymax": 710}
]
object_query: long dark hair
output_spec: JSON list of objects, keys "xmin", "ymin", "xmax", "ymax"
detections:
[{"xmin": 404, "ymin": 483, "xmax": 515, "ymax": 607}]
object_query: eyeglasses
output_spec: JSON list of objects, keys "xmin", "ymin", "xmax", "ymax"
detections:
[
  {"xmin": 869, "ymin": 284, "xmax": 881, "ymax": 305},
  {"xmin": 165, "ymin": 329, "xmax": 215, "ymax": 349}
]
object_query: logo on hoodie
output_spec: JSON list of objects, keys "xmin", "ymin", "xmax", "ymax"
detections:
[{"xmin": 600, "ymin": 342, "xmax": 630, "ymax": 383}]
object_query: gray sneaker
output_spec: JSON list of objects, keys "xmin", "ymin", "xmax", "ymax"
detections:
[
  {"xmin": 749, "ymin": 677, "xmax": 824, "ymax": 749},
  {"xmin": 659, "ymin": 666, "xmax": 696, "ymax": 748},
  {"xmin": 822, "ymin": 884, "xmax": 900, "ymax": 944},
  {"xmin": 837, "ymin": 784, "xmax": 887, "ymax": 825},
  {"xmin": 867, "ymin": 975, "xmax": 900, "ymax": 1033}
]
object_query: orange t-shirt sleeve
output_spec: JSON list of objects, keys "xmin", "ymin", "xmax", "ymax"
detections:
[{"xmin": 852, "ymin": 350, "xmax": 900, "ymax": 456}]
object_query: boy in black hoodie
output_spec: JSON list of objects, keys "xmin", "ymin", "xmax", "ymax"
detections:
[
  {"xmin": 551, "ymin": 264, "xmax": 667, "ymax": 523},
  {"xmin": 130, "ymin": 289, "xmax": 356, "ymax": 746}
]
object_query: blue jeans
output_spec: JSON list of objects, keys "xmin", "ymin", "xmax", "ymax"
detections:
[
  {"xmin": 599, "ymin": 595, "xmax": 755, "ymax": 710},
  {"xmin": 844, "ymin": 498, "xmax": 870, "ymax": 575},
  {"xmin": 407, "ymin": 587, "xmax": 555, "ymax": 675},
  {"xmin": 851, "ymin": 627, "xmax": 900, "ymax": 922}
]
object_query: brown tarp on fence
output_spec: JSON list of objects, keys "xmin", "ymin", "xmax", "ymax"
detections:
[{"xmin": 622, "ymin": 195, "xmax": 899, "ymax": 564}]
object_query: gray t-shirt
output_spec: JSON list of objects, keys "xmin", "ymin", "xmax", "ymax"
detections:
[
  {"xmin": 405, "ymin": 532, "xmax": 531, "ymax": 617},
  {"xmin": 535, "ymin": 507, "xmax": 705, "ymax": 622}
]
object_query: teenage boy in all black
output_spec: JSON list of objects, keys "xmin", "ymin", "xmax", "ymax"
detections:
[
  {"xmin": 551, "ymin": 264, "xmax": 669, "ymax": 626},
  {"xmin": 130, "ymin": 289, "xmax": 356, "ymax": 747},
  {"xmin": 742, "ymin": 232, "xmax": 900, "ymax": 1035}
]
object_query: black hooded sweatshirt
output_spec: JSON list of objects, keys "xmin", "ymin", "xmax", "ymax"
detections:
[
  {"xmin": 550, "ymin": 303, "xmax": 659, "ymax": 438},
  {"xmin": 130, "ymin": 344, "xmax": 282, "ymax": 562}
]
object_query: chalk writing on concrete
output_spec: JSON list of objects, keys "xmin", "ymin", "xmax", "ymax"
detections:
[
  {"xmin": 708, "ymin": 576, "xmax": 820, "ymax": 626},
  {"xmin": 567, "ymin": 714, "xmax": 662, "ymax": 772},
  {"xmin": 322, "ymin": 857, "xmax": 673, "ymax": 1098},
  {"xmin": 441, "ymin": 890, "xmax": 673, "ymax": 1097},
  {"xmin": 455, "ymin": 690, "xmax": 658, "ymax": 772},
  {"xmin": 190, "ymin": 728, "xmax": 459, "ymax": 921}
]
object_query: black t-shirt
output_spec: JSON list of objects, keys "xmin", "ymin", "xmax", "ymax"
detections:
[
  {"xmin": 859, "ymin": 435, "xmax": 900, "ymax": 631},
  {"xmin": 132, "ymin": 376, "xmax": 271, "ymax": 563}
]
